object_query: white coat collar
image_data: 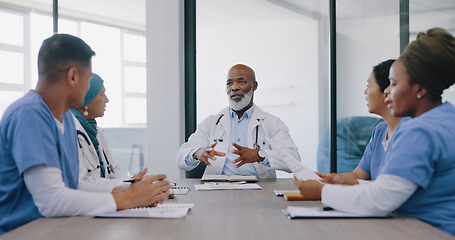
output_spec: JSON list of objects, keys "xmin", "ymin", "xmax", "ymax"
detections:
[{"xmin": 218, "ymin": 104, "xmax": 266, "ymax": 121}]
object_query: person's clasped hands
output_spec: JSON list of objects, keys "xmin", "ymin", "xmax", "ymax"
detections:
[
  {"xmin": 116, "ymin": 167, "xmax": 172, "ymax": 209},
  {"xmin": 316, "ymin": 172, "xmax": 359, "ymax": 185},
  {"xmin": 294, "ymin": 176, "xmax": 323, "ymax": 201},
  {"xmin": 293, "ymin": 172, "xmax": 362, "ymax": 201}
]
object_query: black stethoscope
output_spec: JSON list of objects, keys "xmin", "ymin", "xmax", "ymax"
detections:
[
  {"xmin": 77, "ymin": 130, "xmax": 115, "ymax": 175},
  {"xmin": 213, "ymin": 114, "xmax": 262, "ymax": 150}
]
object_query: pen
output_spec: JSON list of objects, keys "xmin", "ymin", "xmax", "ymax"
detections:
[
  {"xmin": 323, "ymin": 207, "xmax": 334, "ymax": 211},
  {"xmin": 123, "ymin": 179, "xmax": 142, "ymax": 183}
]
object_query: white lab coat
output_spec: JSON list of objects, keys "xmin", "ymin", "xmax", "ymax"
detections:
[
  {"xmin": 73, "ymin": 114, "xmax": 127, "ymax": 188},
  {"xmin": 176, "ymin": 105, "xmax": 300, "ymax": 178}
]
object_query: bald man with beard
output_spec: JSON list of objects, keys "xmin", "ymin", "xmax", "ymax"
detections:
[{"xmin": 176, "ymin": 64, "xmax": 300, "ymax": 178}]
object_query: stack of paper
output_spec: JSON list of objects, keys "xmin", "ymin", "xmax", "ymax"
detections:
[
  {"xmin": 95, "ymin": 203, "xmax": 194, "ymax": 219},
  {"xmin": 171, "ymin": 186, "xmax": 190, "ymax": 195},
  {"xmin": 201, "ymin": 174, "xmax": 258, "ymax": 182},
  {"xmin": 194, "ymin": 182, "xmax": 262, "ymax": 191}
]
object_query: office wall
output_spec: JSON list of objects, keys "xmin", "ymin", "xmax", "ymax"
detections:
[
  {"xmin": 336, "ymin": 10, "xmax": 455, "ymax": 119},
  {"xmin": 142, "ymin": 3, "xmax": 455, "ymax": 178},
  {"xmin": 336, "ymin": 14, "xmax": 400, "ymax": 119},
  {"xmin": 196, "ymin": 4, "xmax": 320, "ymax": 173},
  {"xmin": 146, "ymin": 0, "xmax": 184, "ymax": 179},
  {"xmin": 410, "ymin": 9, "xmax": 455, "ymax": 104}
]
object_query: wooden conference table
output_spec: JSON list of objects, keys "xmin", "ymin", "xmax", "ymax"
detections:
[{"xmin": 1, "ymin": 178, "xmax": 453, "ymax": 240}]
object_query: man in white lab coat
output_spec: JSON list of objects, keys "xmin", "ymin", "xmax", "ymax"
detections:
[{"xmin": 176, "ymin": 64, "xmax": 300, "ymax": 178}]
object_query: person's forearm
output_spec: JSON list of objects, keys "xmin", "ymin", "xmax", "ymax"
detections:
[
  {"xmin": 24, "ymin": 165, "xmax": 116, "ymax": 217},
  {"xmin": 112, "ymin": 193, "xmax": 133, "ymax": 210},
  {"xmin": 78, "ymin": 176, "xmax": 117, "ymax": 193},
  {"xmin": 339, "ymin": 172, "xmax": 358, "ymax": 179},
  {"xmin": 321, "ymin": 174, "xmax": 417, "ymax": 214}
]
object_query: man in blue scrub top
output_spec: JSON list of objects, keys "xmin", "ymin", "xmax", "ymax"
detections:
[{"xmin": 0, "ymin": 34, "xmax": 171, "ymax": 235}]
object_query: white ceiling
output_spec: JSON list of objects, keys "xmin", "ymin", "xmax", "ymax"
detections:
[
  {"xmin": 0, "ymin": 0, "xmax": 454, "ymax": 31},
  {"xmin": 0, "ymin": 0, "xmax": 146, "ymax": 31},
  {"xmin": 268, "ymin": 0, "xmax": 455, "ymax": 19}
]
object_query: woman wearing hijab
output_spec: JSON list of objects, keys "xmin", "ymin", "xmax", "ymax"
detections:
[
  {"xmin": 296, "ymin": 28, "xmax": 455, "ymax": 236},
  {"xmin": 72, "ymin": 74, "xmax": 128, "ymax": 189}
]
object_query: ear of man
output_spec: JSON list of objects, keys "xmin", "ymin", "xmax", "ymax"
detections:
[
  {"xmin": 66, "ymin": 67, "xmax": 79, "ymax": 88},
  {"xmin": 253, "ymin": 80, "xmax": 258, "ymax": 91}
]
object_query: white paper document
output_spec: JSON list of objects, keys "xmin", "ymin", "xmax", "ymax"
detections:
[
  {"xmin": 268, "ymin": 138, "xmax": 321, "ymax": 181},
  {"xmin": 283, "ymin": 206, "xmax": 389, "ymax": 219},
  {"xmin": 95, "ymin": 203, "xmax": 194, "ymax": 219},
  {"xmin": 194, "ymin": 182, "xmax": 262, "ymax": 191},
  {"xmin": 201, "ymin": 174, "xmax": 258, "ymax": 182}
]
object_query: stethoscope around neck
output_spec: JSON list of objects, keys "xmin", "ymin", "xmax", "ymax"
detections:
[
  {"xmin": 213, "ymin": 114, "xmax": 262, "ymax": 150},
  {"xmin": 76, "ymin": 130, "xmax": 115, "ymax": 175}
]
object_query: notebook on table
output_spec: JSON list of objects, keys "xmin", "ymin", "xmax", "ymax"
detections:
[
  {"xmin": 194, "ymin": 182, "xmax": 262, "ymax": 191},
  {"xmin": 95, "ymin": 203, "xmax": 194, "ymax": 219},
  {"xmin": 201, "ymin": 174, "xmax": 258, "ymax": 182},
  {"xmin": 171, "ymin": 186, "xmax": 190, "ymax": 195},
  {"xmin": 283, "ymin": 206, "xmax": 390, "ymax": 219}
]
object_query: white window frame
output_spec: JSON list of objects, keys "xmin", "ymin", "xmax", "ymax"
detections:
[{"xmin": 0, "ymin": 6, "xmax": 146, "ymax": 128}]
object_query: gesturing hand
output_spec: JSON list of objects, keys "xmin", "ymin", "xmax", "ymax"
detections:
[
  {"xmin": 193, "ymin": 142, "xmax": 226, "ymax": 167},
  {"xmin": 231, "ymin": 142, "xmax": 263, "ymax": 168}
]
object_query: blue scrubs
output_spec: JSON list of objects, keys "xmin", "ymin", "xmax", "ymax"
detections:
[
  {"xmin": 379, "ymin": 102, "xmax": 455, "ymax": 235},
  {"xmin": 358, "ymin": 118, "xmax": 409, "ymax": 180},
  {"xmin": 0, "ymin": 90, "xmax": 79, "ymax": 235}
]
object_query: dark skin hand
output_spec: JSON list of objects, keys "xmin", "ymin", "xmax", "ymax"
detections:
[
  {"xmin": 316, "ymin": 172, "xmax": 359, "ymax": 185},
  {"xmin": 231, "ymin": 142, "xmax": 264, "ymax": 168},
  {"xmin": 193, "ymin": 142, "xmax": 226, "ymax": 167},
  {"xmin": 294, "ymin": 176, "xmax": 323, "ymax": 201}
]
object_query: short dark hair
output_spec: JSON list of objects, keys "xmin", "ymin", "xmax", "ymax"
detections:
[
  {"xmin": 372, "ymin": 59, "xmax": 395, "ymax": 92},
  {"xmin": 38, "ymin": 34, "xmax": 95, "ymax": 79}
]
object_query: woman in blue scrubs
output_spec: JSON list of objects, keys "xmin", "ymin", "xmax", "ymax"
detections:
[
  {"xmin": 318, "ymin": 59, "xmax": 409, "ymax": 184},
  {"xmin": 296, "ymin": 27, "xmax": 455, "ymax": 236}
]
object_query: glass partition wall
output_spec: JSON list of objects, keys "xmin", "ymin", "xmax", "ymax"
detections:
[
  {"xmin": 196, "ymin": 0, "xmax": 329, "ymax": 176},
  {"xmin": 330, "ymin": 1, "xmax": 400, "ymax": 173},
  {"xmin": 409, "ymin": 1, "xmax": 455, "ymax": 104},
  {"xmin": 331, "ymin": 0, "xmax": 455, "ymax": 174},
  {"xmin": 196, "ymin": 0, "xmax": 455, "ymax": 176},
  {"xmin": 1, "ymin": 0, "xmax": 455, "ymax": 177}
]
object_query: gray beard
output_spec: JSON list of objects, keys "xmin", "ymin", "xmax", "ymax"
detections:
[{"xmin": 228, "ymin": 89, "xmax": 253, "ymax": 111}]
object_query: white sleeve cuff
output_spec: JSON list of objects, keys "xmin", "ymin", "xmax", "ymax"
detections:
[
  {"xmin": 321, "ymin": 174, "xmax": 417, "ymax": 215},
  {"xmin": 24, "ymin": 165, "xmax": 117, "ymax": 217},
  {"xmin": 357, "ymin": 179, "xmax": 370, "ymax": 185}
]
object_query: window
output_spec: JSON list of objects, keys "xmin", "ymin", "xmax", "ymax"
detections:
[
  {"xmin": 0, "ymin": 5, "xmax": 147, "ymax": 175},
  {"xmin": 0, "ymin": 8, "xmax": 28, "ymax": 116},
  {"xmin": 0, "ymin": 7, "xmax": 147, "ymax": 128}
]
